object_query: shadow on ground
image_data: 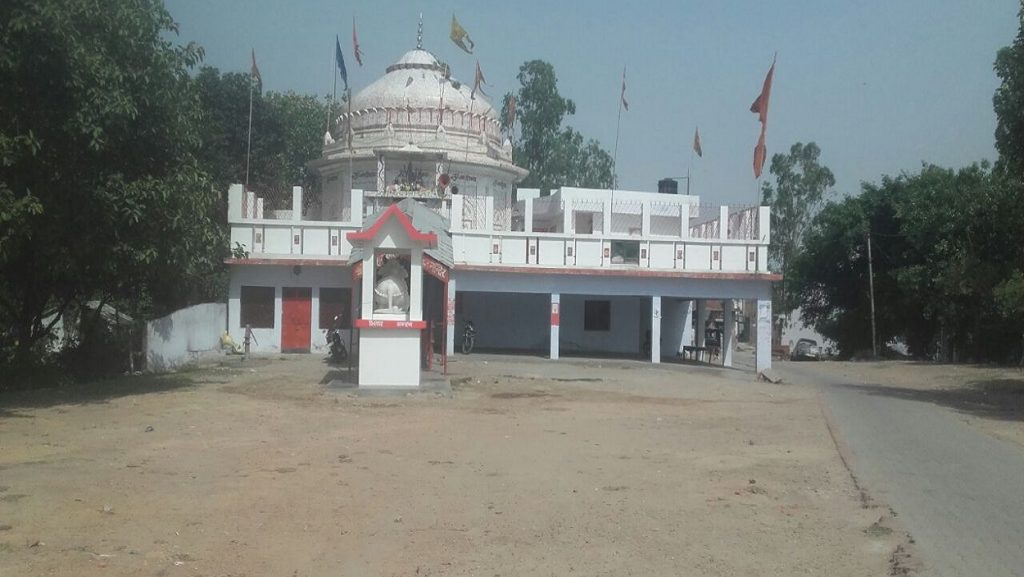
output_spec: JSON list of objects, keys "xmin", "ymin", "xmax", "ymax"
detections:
[
  {"xmin": 838, "ymin": 378, "xmax": 1024, "ymax": 422},
  {"xmin": 0, "ymin": 372, "xmax": 201, "ymax": 415}
]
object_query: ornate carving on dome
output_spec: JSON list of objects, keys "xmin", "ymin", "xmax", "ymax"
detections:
[{"xmin": 388, "ymin": 161, "xmax": 432, "ymax": 195}]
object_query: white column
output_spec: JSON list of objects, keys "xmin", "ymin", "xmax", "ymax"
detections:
[
  {"xmin": 722, "ymin": 299, "xmax": 735, "ymax": 367},
  {"xmin": 603, "ymin": 199, "xmax": 612, "ymax": 235},
  {"xmin": 695, "ymin": 299, "xmax": 708, "ymax": 349},
  {"xmin": 650, "ymin": 296, "xmax": 661, "ymax": 363},
  {"xmin": 681, "ymin": 299, "xmax": 695, "ymax": 346},
  {"xmin": 550, "ymin": 293, "xmax": 560, "ymax": 360},
  {"xmin": 292, "ymin": 186, "xmax": 303, "ymax": 222},
  {"xmin": 446, "ymin": 276, "xmax": 457, "ymax": 357},
  {"xmin": 562, "ymin": 200, "xmax": 572, "ymax": 234},
  {"xmin": 719, "ymin": 205, "xmax": 729, "ymax": 240},
  {"xmin": 641, "ymin": 201, "xmax": 651, "ymax": 236},
  {"xmin": 524, "ymin": 197, "xmax": 534, "ymax": 233},
  {"xmin": 351, "ymin": 189, "xmax": 364, "ymax": 226},
  {"xmin": 756, "ymin": 299, "xmax": 772, "ymax": 372},
  {"xmin": 450, "ymin": 195, "xmax": 464, "ymax": 232},
  {"xmin": 484, "ymin": 196, "xmax": 495, "ymax": 231},
  {"xmin": 228, "ymin": 184, "xmax": 243, "ymax": 220}
]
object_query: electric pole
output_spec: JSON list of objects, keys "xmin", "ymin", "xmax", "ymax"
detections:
[{"xmin": 866, "ymin": 230, "xmax": 878, "ymax": 358}]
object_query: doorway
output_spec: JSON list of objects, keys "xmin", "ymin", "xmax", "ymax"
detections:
[{"xmin": 281, "ymin": 287, "xmax": 312, "ymax": 353}]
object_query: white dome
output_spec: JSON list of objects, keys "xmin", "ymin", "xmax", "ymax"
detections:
[{"xmin": 350, "ymin": 49, "xmax": 497, "ymax": 119}]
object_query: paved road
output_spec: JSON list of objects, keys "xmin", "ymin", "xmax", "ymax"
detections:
[{"xmin": 779, "ymin": 362, "xmax": 1024, "ymax": 577}]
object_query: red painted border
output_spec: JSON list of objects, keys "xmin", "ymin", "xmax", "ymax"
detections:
[
  {"xmin": 354, "ymin": 319, "xmax": 427, "ymax": 329},
  {"xmin": 455, "ymin": 264, "xmax": 782, "ymax": 281},
  {"xmin": 226, "ymin": 258, "xmax": 348, "ymax": 266},
  {"xmin": 347, "ymin": 204, "xmax": 438, "ymax": 246}
]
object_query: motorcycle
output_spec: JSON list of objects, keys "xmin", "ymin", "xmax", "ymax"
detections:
[
  {"xmin": 461, "ymin": 320, "xmax": 476, "ymax": 354},
  {"xmin": 326, "ymin": 315, "xmax": 348, "ymax": 362}
]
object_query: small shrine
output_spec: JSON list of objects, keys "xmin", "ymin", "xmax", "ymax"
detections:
[{"xmin": 347, "ymin": 204, "xmax": 438, "ymax": 387}]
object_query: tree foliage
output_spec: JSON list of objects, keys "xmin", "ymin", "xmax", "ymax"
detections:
[
  {"xmin": 193, "ymin": 67, "xmax": 332, "ymax": 198},
  {"xmin": 502, "ymin": 61, "xmax": 614, "ymax": 193},
  {"xmin": 760, "ymin": 142, "xmax": 835, "ymax": 315},
  {"xmin": 0, "ymin": 0, "xmax": 225, "ymax": 368},
  {"xmin": 994, "ymin": 2, "xmax": 1024, "ymax": 175},
  {"xmin": 791, "ymin": 164, "xmax": 1024, "ymax": 361}
]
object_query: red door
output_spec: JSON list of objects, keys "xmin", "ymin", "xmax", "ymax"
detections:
[{"xmin": 281, "ymin": 287, "xmax": 312, "ymax": 353}]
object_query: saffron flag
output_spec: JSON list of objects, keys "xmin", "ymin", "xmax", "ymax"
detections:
[
  {"xmin": 450, "ymin": 14, "xmax": 474, "ymax": 54},
  {"xmin": 471, "ymin": 60, "xmax": 488, "ymax": 99},
  {"xmin": 250, "ymin": 48, "xmax": 262, "ymax": 86},
  {"xmin": 353, "ymin": 19, "xmax": 363, "ymax": 66},
  {"xmin": 693, "ymin": 127, "xmax": 702, "ymax": 158},
  {"xmin": 750, "ymin": 58, "xmax": 775, "ymax": 125},
  {"xmin": 750, "ymin": 55, "xmax": 776, "ymax": 178},
  {"xmin": 620, "ymin": 67, "xmax": 629, "ymax": 111},
  {"xmin": 753, "ymin": 127, "xmax": 767, "ymax": 178},
  {"xmin": 505, "ymin": 95, "xmax": 516, "ymax": 127}
]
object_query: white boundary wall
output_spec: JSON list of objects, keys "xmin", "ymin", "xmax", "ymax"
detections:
[{"xmin": 146, "ymin": 302, "xmax": 226, "ymax": 372}]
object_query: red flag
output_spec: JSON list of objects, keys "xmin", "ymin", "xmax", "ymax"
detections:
[
  {"xmin": 693, "ymin": 127, "xmax": 702, "ymax": 158},
  {"xmin": 471, "ymin": 60, "xmax": 487, "ymax": 99},
  {"xmin": 753, "ymin": 127, "xmax": 767, "ymax": 178},
  {"xmin": 352, "ymin": 18, "xmax": 363, "ymax": 66},
  {"xmin": 620, "ymin": 67, "xmax": 629, "ymax": 111},
  {"xmin": 750, "ymin": 57, "xmax": 775, "ymax": 125}
]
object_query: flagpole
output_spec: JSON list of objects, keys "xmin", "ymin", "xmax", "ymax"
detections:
[
  {"xmin": 347, "ymin": 88, "xmax": 353, "ymax": 213},
  {"xmin": 326, "ymin": 50, "xmax": 335, "ymax": 133},
  {"xmin": 246, "ymin": 72, "xmax": 254, "ymax": 188},
  {"xmin": 612, "ymin": 93, "xmax": 623, "ymax": 189}
]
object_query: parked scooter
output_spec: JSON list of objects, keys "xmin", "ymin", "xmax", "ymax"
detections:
[
  {"xmin": 326, "ymin": 315, "xmax": 348, "ymax": 362},
  {"xmin": 461, "ymin": 320, "xmax": 476, "ymax": 354}
]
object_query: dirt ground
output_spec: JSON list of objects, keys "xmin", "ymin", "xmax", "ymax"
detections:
[
  {"xmin": 1, "ymin": 354, "xmax": 904, "ymax": 577},
  {"xmin": 814, "ymin": 361, "xmax": 1024, "ymax": 447}
]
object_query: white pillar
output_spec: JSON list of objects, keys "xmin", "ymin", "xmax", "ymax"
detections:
[
  {"xmin": 641, "ymin": 201, "xmax": 651, "ymax": 236},
  {"xmin": 484, "ymin": 196, "xmax": 495, "ymax": 231},
  {"xmin": 682, "ymin": 300, "xmax": 695, "ymax": 346},
  {"xmin": 650, "ymin": 296, "xmax": 661, "ymax": 363},
  {"xmin": 603, "ymin": 199, "xmax": 612, "ymax": 235},
  {"xmin": 446, "ymin": 277, "xmax": 457, "ymax": 357},
  {"xmin": 351, "ymin": 189, "xmax": 364, "ymax": 226},
  {"xmin": 695, "ymin": 300, "xmax": 708, "ymax": 349},
  {"xmin": 450, "ymin": 195, "xmax": 464, "ymax": 232},
  {"xmin": 719, "ymin": 205, "xmax": 729, "ymax": 240},
  {"xmin": 524, "ymin": 197, "xmax": 534, "ymax": 233},
  {"xmin": 756, "ymin": 299, "xmax": 772, "ymax": 372},
  {"xmin": 722, "ymin": 299, "xmax": 735, "ymax": 367},
  {"xmin": 228, "ymin": 184, "xmax": 243, "ymax": 220},
  {"xmin": 550, "ymin": 293, "xmax": 560, "ymax": 360},
  {"xmin": 291, "ymin": 186, "xmax": 303, "ymax": 222}
]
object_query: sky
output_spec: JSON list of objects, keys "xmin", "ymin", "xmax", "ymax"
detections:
[{"xmin": 164, "ymin": 0, "xmax": 1019, "ymax": 206}]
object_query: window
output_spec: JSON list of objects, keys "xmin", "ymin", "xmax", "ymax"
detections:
[
  {"xmin": 240, "ymin": 286, "xmax": 275, "ymax": 328},
  {"xmin": 584, "ymin": 300, "xmax": 611, "ymax": 331},
  {"xmin": 610, "ymin": 240, "xmax": 639, "ymax": 264},
  {"xmin": 319, "ymin": 287, "xmax": 352, "ymax": 329}
]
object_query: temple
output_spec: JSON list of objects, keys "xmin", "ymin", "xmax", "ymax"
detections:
[{"xmin": 225, "ymin": 43, "xmax": 778, "ymax": 387}]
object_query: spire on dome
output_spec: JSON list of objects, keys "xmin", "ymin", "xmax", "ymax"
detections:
[{"xmin": 416, "ymin": 13, "xmax": 423, "ymax": 50}]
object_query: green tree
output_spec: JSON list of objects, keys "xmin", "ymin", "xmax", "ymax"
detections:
[
  {"xmin": 503, "ymin": 61, "xmax": 614, "ymax": 193},
  {"xmin": 791, "ymin": 164, "xmax": 1024, "ymax": 361},
  {"xmin": 193, "ymin": 67, "xmax": 333, "ymax": 200},
  {"xmin": 760, "ymin": 142, "xmax": 835, "ymax": 315},
  {"xmin": 0, "ymin": 0, "xmax": 225, "ymax": 366},
  {"xmin": 994, "ymin": 1, "xmax": 1024, "ymax": 175}
]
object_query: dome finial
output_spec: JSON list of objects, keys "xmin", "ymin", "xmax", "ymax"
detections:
[{"xmin": 416, "ymin": 13, "xmax": 423, "ymax": 49}]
